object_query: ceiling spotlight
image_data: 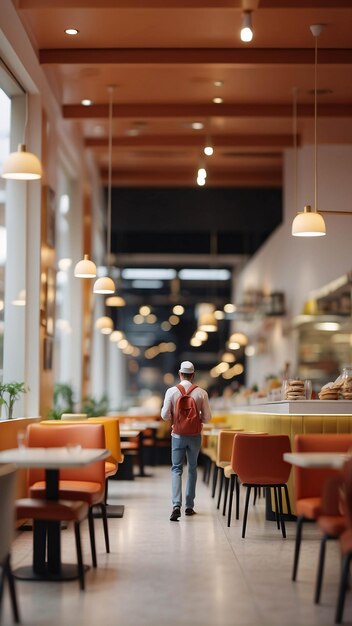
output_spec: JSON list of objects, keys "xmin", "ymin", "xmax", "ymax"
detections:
[
  {"xmin": 240, "ymin": 11, "xmax": 253, "ymax": 43},
  {"xmin": 64, "ymin": 28, "xmax": 79, "ymax": 35},
  {"xmin": 81, "ymin": 99, "xmax": 93, "ymax": 106},
  {"xmin": 213, "ymin": 97, "xmax": 223, "ymax": 104},
  {"xmin": 204, "ymin": 145, "xmax": 214, "ymax": 156},
  {"xmin": 213, "ymin": 80, "xmax": 224, "ymax": 87},
  {"xmin": 191, "ymin": 122, "xmax": 204, "ymax": 130}
]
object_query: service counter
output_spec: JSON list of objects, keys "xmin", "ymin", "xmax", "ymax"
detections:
[{"xmin": 223, "ymin": 402, "xmax": 352, "ymax": 514}]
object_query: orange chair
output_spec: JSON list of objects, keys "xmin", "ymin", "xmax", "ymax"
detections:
[
  {"xmin": 15, "ymin": 499, "xmax": 89, "ymax": 590},
  {"xmin": 26, "ymin": 423, "xmax": 109, "ymax": 567},
  {"xmin": 335, "ymin": 458, "xmax": 352, "ymax": 623},
  {"xmin": 0, "ymin": 464, "xmax": 20, "ymax": 623},
  {"xmin": 292, "ymin": 434, "xmax": 352, "ymax": 582},
  {"xmin": 225, "ymin": 431, "xmax": 268, "ymax": 527},
  {"xmin": 214, "ymin": 430, "xmax": 241, "ymax": 510},
  {"xmin": 314, "ymin": 473, "xmax": 346, "ymax": 605},
  {"xmin": 232, "ymin": 433, "xmax": 291, "ymax": 538}
]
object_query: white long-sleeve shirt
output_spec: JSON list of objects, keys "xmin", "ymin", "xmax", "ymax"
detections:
[{"xmin": 161, "ymin": 379, "xmax": 212, "ymax": 436}]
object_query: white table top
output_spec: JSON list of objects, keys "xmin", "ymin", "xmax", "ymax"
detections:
[
  {"xmin": 283, "ymin": 451, "xmax": 351, "ymax": 469},
  {"xmin": 0, "ymin": 447, "xmax": 109, "ymax": 468},
  {"xmin": 119, "ymin": 429, "xmax": 141, "ymax": 437}
]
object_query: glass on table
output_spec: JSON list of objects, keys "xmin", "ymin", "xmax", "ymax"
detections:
[
  {"xmin": 17, "ymin": 430, "xmax": 27, "ymax": 450},
  {"xmin": 305, "ymin": 380, "xmax": 312, "ymax": 400}
]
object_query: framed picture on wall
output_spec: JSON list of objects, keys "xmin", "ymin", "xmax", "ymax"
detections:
[
  {"xmin": 43, "ymin": 335, "xmax": 53, "ymax": 370},
  {"xmin": 45, "ymin": 267, "xmax": 56, "ymax": 336},
  {"xmin": 44, "ymin": 185, "xmax": 56, "ymax": 248}
]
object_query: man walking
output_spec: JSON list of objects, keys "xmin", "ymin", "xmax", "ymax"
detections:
[{"xmin": 161, "ymin": 361, "xmax": 212, "ymax": 521}]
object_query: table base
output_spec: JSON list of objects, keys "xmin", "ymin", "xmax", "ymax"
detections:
[{"xmin": 14, "ymin": 563, "xmax": 89, "ymax": 582}]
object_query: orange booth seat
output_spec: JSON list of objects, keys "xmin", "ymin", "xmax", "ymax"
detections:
[{"xmin": 40, "ymin": 417, "xmax": 124, "ymax": 480}]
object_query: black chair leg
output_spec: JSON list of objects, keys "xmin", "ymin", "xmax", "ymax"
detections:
[
  {"xmin": 292, "ymin": 515, "xmax": 305, "ymax": 581},
  {"xmin": 227, "ymin": 474, "xmax": 235, "ymax": 528},
  {"xmin": 217, "ymin": 471, "xmax": 224, "ymax": 510},
  {"xmin": 206, "ymin": 461, "xmax": 213, "ymax": 486},
  {"xmin": 277, "ymin": 485, "xmax": 286, "ymax": 538},
  {"xmin": 284, "ymin": 484, "xmax": 292, "ymax": 515},
  {"xmin": 335, "ymin": 553, "xmax": 351, "ymax": 624},
  {"xmin": 315, "ymin": 535, "xmax": 328, "ymax": 604},
  {"xmin": 100, "ymin": 503, "xmax": 110, "ymax": 553},
  {"xmin": 222, "ymin": 476, "xmax": 229, "ymax": 516},
  {"xmin": 242, "ymin": 486, "xmax": 252, "ymax": 538},
  {"xmin": 4, "ymin": 556, "xmax": 20, "ymax": 623},
  {"xmin": 235, "ymin": 475, "xmax": 240, "ymax": 520},
  {"xmin": 253, "ymin": 487, "xmax": 257, "ymax": 506},
  {"xmin": 211, "ymin": 466, "xmax": 219, "ymax": 498},
  {"xmin": 88, "ymin": 508, "xmax": 97, "ymax": 568},
  {"xmin": 74, "ymin": 522, "xmax": 85, "ymax": 591},
  {"xmin": 273, "ymin": 486, "xmax": 280, "ymax": 529}
]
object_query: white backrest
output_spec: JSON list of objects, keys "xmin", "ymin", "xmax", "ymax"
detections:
[{"xmin": 0, "ymin": 464, "xmax": 17, "ymax": 563}]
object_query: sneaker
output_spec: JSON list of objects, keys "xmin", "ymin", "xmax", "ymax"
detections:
[
  {"xmin": 185, "ymin": 508, "xmax": 196, "ymax": 516},
  {"xmin": 170, "ymin": 506, "xmax": 181, "ymax": 521}
]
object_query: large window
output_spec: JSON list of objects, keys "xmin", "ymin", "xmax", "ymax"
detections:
[{"xmin": 0, "ymin": 88, "xmax": 11, "ymax": 379}]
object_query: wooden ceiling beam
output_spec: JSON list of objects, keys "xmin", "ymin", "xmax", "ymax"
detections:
[
  {"xmin": 40, "ymin": 47, "xmax": 352, "ymax": 65},
  {"xmin": 20, "ymin": 0, "xmax": 350, "ymax": 8},
  {"xmin": 100, "ymin": 168, "xmax": 282, "ymax": 187},
  {"xmin": 85, "ymin": 134, "xmax": 297, "ymax": 148},
  {"xmin": 64, "ymin": 102, "xmax": 352, "ymax": 119}
]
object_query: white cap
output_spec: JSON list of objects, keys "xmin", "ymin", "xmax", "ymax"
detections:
[{"xmin": 179, "ymin": 361, "xmax": 195, "ymax": 374}]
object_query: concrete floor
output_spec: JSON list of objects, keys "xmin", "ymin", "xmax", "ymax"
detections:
[{"xmin": 3, "ymin": 465, "xmax": 351, "ymax": 626}]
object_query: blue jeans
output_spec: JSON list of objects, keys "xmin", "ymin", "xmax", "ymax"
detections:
[{"xmin": 171, "ymin": 434, "xmax": 201, "ymax": 509}]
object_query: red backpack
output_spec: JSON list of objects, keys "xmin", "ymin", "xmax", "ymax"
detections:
[{"xmin": 173, "ymin": 384, "xmax": 202, "ymax": 435}]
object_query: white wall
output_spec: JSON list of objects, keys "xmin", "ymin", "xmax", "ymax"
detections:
[{"xmin": 236, "ymin": 144, "xmax": 352, "ymax": 388}]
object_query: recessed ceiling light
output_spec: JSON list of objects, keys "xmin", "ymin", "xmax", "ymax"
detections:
[
  {"xmin": 126, "ymin": 128, "xmax": 140, "ymax": 137},
  {"xmin": 213, "ymin": 97, "xmax": 223, "ymax": 104},
  {"xmin": 214, "ymin": 80, "xmax": 224, "ymax": 87},
  {"xmin": 81, "ymin": 99, "xmax": 93, "ymax": 107},
  {"xmin": 122, "ymin": 268, "xmax": 176, "ymax": 280},
  {"xmin": 65, "ymin": 28, "xmax": 79, "ymax": 35},
  {"xmin": 191, "ymin": 122, "xmax": 204, "ymax": 130}
]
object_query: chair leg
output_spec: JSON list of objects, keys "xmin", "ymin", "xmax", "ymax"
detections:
[
  {"xmin": 227, "ymin": 474, "xmax": 235, "ymax": 528},
  {"xmin": 284, "ymin": 484, "xmax": 292, "ymax": 516},
  {"xmin": 277, "ymin": 485, "xmax": 286, "ymax": 539},
  {"xmin": 74, "ymin": 522, "xmax": 85, "ymax": 591},
  {"xmin": 222, "ymin": 476, "xmax": 229, "ymax": 516},
  {"xmin": 4, "ymin": 556, "xmax": 20, "ymax": 623},
  {"xmin": 88, "ymin": 508, "xmax": 97, "ymax": 568},
  {"xmin": 242, "ymin": 486, "xmax": 252, "ymax": 538},
  {"xmin": 315, "ymin": 535, "xmax": 328, "ymax": 604},
  {"xmin": 253, "ymin": 487, "xmax": 257, "ymax": 506},
  {"xmin": 273, "ymin": 487, "xmax": 280, "ymax": 530},
  {"xmin": 335, "ymin": 553, "xmax": 351, "ymax": 624},
  {"xmin": 206, "ymin": 461, "xmax": 213, "ymax": 486},
  {"xmin": 99, "ymin": 503, "xmax": 110, "ymax": 553},
  {"xmin": 217, "ymin": 470, "xmax": 224, "ymax": 509},
  {"xmin": 235, "ymin": 475, "xmax": 240, "ymax": 520},
  {"xmin": 292, "ymin": 515, "xmax": 305, "ymax": 581},
  {"xmin": 211, "ymin": 465, "xmax": 219, "ymax": 498}
]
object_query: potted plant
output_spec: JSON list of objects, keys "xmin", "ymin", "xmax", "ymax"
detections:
[
  {"xmin": 0, "ymin": 383, "xmax": 7, "ymax": 420},
  {"xmin": 4, "ymin": 382, "xmax": 29, "ymax": 419},
  {"xmin": 48, "ymin": 383, "xmax": 75, "ymax": 419}
]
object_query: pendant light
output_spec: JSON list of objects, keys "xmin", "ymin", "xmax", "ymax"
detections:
[
  {"xmin": 93, "ymin": 86, "xmax": 116, "ymax": 295},
  {"xmin": 2, "ymin": 93, "xmax": 42, "ymax": 180},
  {"xmin": 240, "ymin": 11, "xmax": 253, "ymax": 43},
  {"xmin": 105, "ymin": 295, "xmax": 126, "ymax": 307},
  {"xmin": 292, "ymin": 25, "xmax": 326, "ymax": 237},
  {"xmin": 95, "ymin": 316, "xmax": 113, "ymax": 334},
  {"xmin": 74, "ymin": 253, "xmax": 97, "ymax": 278}
]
